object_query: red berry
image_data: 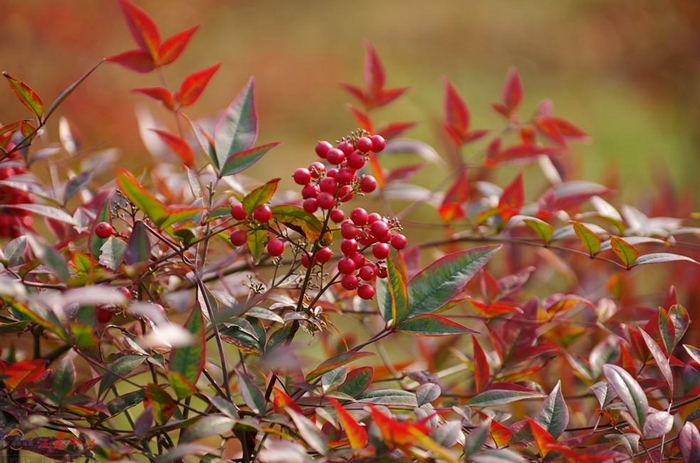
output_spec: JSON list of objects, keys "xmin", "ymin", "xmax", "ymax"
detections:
[
  {"xmin": 96, "ymin": 306, "xmax": 113, "ymax": 324},
  {"xmin": 350, "ymin": 208, "xmax": 369, "ymax": 226},
  {"xmin": 367, "ymin": 213, "xmax": 382, "ymax": 224},
  {"xmin": 309, "ymin": 162, "xmax": 326, "ymax": 178},
  {"xmin": 327, "ymin": 168, "xmax": 338, "ymax": 178},
  {"xmin": 337, "ymin": 141, "xmax": 354, "ymax": 156},
  {"xmin": 315, "ymin": 141, "xmax": 333, "ymax": 158},
  {"xmin": 326, "ymin": 148, "xmax": 345, "ymax": 165},
  {"xmin": 303, "ymin": 198, "xmax": 318, "ymax": 213},
  {"xmin": 302, "ymin": 183, "xmax": 319, "ymax": 199},
  {"xmin": 371, "ymin": 220, "xmax": 390, "ymax": 239},
  {"xmin": 301, "ymin": 254, "xmax": 311, "ymax": 267},
  {"xmin": 350, "ymin": 252, "xmax": 366, "ymax": 268},
  {"xmin": 293, "ymin": 168, "xmax": 312, "ymax": 185},
  {"xmin": 330, "ymin": 209, "xmax": 346, "ymax": 223},
  {"xmin": 372, "ymin": 242, "xmax": 390, "ymax": 259},
  {"xmin": 340, "ymin": 221, "xmax": 358, "ymax": 239},
  {"xmin": 116, "ymin": 287, "xmax": 131, "ymax": 301},
  {"xmin": 230, "ymin": 229, "xmax": 248, "ymax": 246},
  {"xmin": 357, "ymin": 284, "xmax": 375, "ymax": 300},
  {"xmin": 267, "ymin": 238, "xmax": 285, "ymax": 256},
  {"xmin": 377, "ymin": 267, "xmax": 388, "ymax": 279},
  {"xmin": 316, "ymin": 192, "xmax": 335, "ymax": 210},
  {"xmin": 316, "ymin": 247, "xmax": 333, "ymax": 264},
  {"xmin": 337, "ymin": 257, "xmax": 357, "ymax": 274},
  {"xmin": 0, "ymin": 167, "xmax": 16, "ymax": 180},
  {"xmin": 356, "ymin": 137, "xmax": 373, "ymax": 153},
  {"xmin": 391, "ymin": 233, "xmax": 408, "ymax": 249},
  {"xmin": 359, "ymin": 175, "xmax": 377, "ymax": 193},
  {"xmin": 338, "ymin": 185, "xmax": 354, "ymax": 202},
  {"xmin": 253, "ymin": 205, "xmax": 273, "ymax": 222},
  {"xmin": 358, "ymin": 232, "xmax": 375, "ymax": 246},
  {"xmin": 341, "ymin": 239, "xmax": 358, "ymax": 256},
  {"xmin": 335, "ymin": 168, "xmax": 356, "ymax": 184},
  {"xmin": 347, "ymin": 152, "xmax": 366, "ymax": 170},
  {"xmin": 341, "ymin": 274, "xmax": 359, "ymax": 290},
  {"xmin": 358, "ymin": 264, "xmax": 377, "ymax": 281},
  {"xmin": 319, "ymin": 177, "xmax": 338, "ymax": 194},
  {"xmin": 370, "ymin": 134, "xmax": 386, "ymax": 152},
  {"xmin": 231, "ymin": 203, "xmax": 247, "ymax": 220},
  {"xmin": 95, "ymin": 222, "xmax": 113, "ymax": 239}
]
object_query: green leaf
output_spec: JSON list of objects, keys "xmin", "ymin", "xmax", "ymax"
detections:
[
  {"xmin": 407, "ymin": 245, "xmax": 500, "ymax": 317},
  {"xmin": 631, "ymin": 253, "xmax": 699, "ymax": 267},
  {"xmin": 220, "ymin": 142, "xmax": 280, "ymax": 177},
  {"xmin": 468, "ymin": 389, "xmax": 544, "ymax": 407},
  {"xmin": 306, "ymin": 351, "xmax": 374, "ymax": 382},
  {"xmin": 4, "ymin": 236, "xmax": 27, "ymax": 267},
  {"xmin": 603, "ymin": 364, "xmax": 648, "ymax": 430},
  {"xmin": 99, "ymin": 237, "xmax": 126, "ymax": 271},
  {"xmin": 416, "ymin": 382, "xmax": 441, "ymax": 406},
  {"xmin": 243, "ymin": 178, "xmax": 280, "ymax": 214},
  {"xmin": 358, "ymin": 389, "xmax": 417, "ymax": 407},
  {"xmin": 609, "ymin": 236, "xmax": 639, "ymax": 268},
  {"xmin": 246, "ymin": 228, "xmax": 267, "ymax": 265},
  {"xmin": 26, "ymin": 233, "xmax": 70, "ymax": 283},
  {"xmin": 512, "ymin": 215, "xmax": 552, "ymax": 243},
  {"xmin": 533, "ymin": 380, "xmax": 568, "ymax": 438},
  {"xmin": 6, "ymin": 299, "xmax": 68, "ymax": 341},
  {"xmin": 571, "ymin": 221, "xmax": 601, "ymax": 256},
  {"xmin": 214, "ymin": 78, "xmax": 257, "ymax": 170},
  {"xmin": 168, "ymin": 307, "xmax": 205, "ymax": 399},
  {"xmin": 639, "ymin": 329, "xmax": 673, "ymax": 394},
  {"xmin": 159, "ymin": 205, "xmax": 204, "ymax": 229},
  {"xmin": 463, "ymin": 418, "xmax": 491, "ymax": 458},
  {"xmin": 271, "ymin": 205, "xmax": 324, "ymax": 242},
  {"xmin": 382, "ymin": 246, "xmax": 409, "ymax": 324},
  {"xmin": 669, "ymin": 304, "xmax": 690, "ymax": 351},
  {"xmin": 63, "ymin": 169, "xmax": 95, "ymax": 205},
  {"xmin": 397, "ymin": 313, "xmax": 475, "ymax": 336},
  {"xmin": 124, "ymin": 220, "xmax": 151, "ymax": 265},
  {"xmin": 5, "ymin": 204, "xmax": 76, "ymax": 226},
  {"xmin": 145, "ymin": 383, "xmax": 177, "ymax": 426},
  {"xmin": 44, "ymin": 59, "xmax": 104, "ymax": 121},
  {"xmin": 3, "ymin": 71, "xmax": 44, "ymax": 120},
  {"xmin": 180, "ymin": 415, "xmax": 236, "ymax": 443},
  {"xmin": 52, "ymin": 355, "xmax": 76, "ymax": 402},
  {"xmin": 207, "ymin": 394, "xmax": 240, "ymax": 419},
  {"xmin": 337, "ymin": 366, "xmax": 373, "ymax": 398},
  {"xmin": 321, "ymin": 367, "xmax": 347, "ymax": 393},
  {"xmin": 683, "ymin": 344, "xmax": 700, "ymax": 364},
  {"xmin": 106, "ymin": 389, "xmax": 145, "ymax": 416},
  {"xmin": 116, "ymin": 169, "xmax": 168, "ymax": 225},
  {"xmin": 235, "ymin": 369, "xmax": 265, "ymax": 414},
  {"xmin": 287, "ymin": 409, "xmax": 329, "ymax": 455},
  {"xmin": 99, "ymin": 354, "xmax": 147, "ymax": 397}
]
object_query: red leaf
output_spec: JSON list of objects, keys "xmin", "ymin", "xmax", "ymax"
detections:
[
  {"xmin": 502, "ymin": 67, "xmax": 523, "ymax": 114},
  {"xmin": 328, "ymin": 397, "xmax": 368, "ymax": 452},
  {"xmin": 438, "ymin": 168, "xmax": 468, "ymax": 222},
  {"xmin": 485, "ymin": 137, "xmax": 502, "ymax": 167},
  {"xmin": 364, "ymin": 43, "xmax": 385, "ymax": 104},
  {"xmin": 496, "ymin": 144, "xmax": 556, "ymax": 163},
  {"xmin": 385, "ymin": 163, "xmax": 424, "ymax": 184},
  {"xmin": 117, "ymin": 0, "xmax": 161, "ymax": 61},
  {"xmin": 158, "ymin": 25, "xmax": 199, "ymax": 66},
  {"xmin": 444, "ymin": 80, "xmax": 470, "ymax": 137},
  {"xmin": 520, "ymin": 126, "xmax": 537, "ymax": 145},
  {"xmin": 272, "ymin": 386, "xmax": 302, "ymax": 414},
  {"xmin": 377, "ymin": 87, "xmax": 410, "ymax": 107},
  {"xmin": 338, "ymin": 83, "xmax": 367, "ymax": 106},
  {"xmin": 0, "ymin": 359, "xmax": 47, "ymax": 391},
  {"xmin": 470, "ymin": 299, "xmax": 523, "ymax": 318},
  {"xmin": 107, "ymin": 49, "xmax": 156, "ymax": 73},
  {"xmin": 472, "ymin": 335, "xmax": 489, "ymax": 393},
  {"xmin": 378, "ymin": 121, "xmax": 416, "ymax": 140},
  {"xmin": 132, "ymin": 87, "xmax": 174, "ymax": 110},
  {"xmin": 536, "ymin": 117, "xmax": 588, "ymax": 147},
  {"xmin": 176, "ymin": 64, "xmax": 221, "ymax": 107},
  {"xmin": 346, "ymin": 105, "xmax": 374, "ymax": 132},
  {"xmin": 367, "ymin": 152, "xmax": 386, "ymax": 189},
  {"xmin": 462, "ymin": 129, "xmax": 489, "ymax": 144},
  {"xmin": 527, "ymin": 417, "xmax": 556, "ymax": 457},
  {"xmin": 150, "ymin": 129, "xmax": 195, "ymax": 165},
  {"xmin": 369, "ymin": 405, "xmax": 430, "ymax": 450},
  {"xmin": 498, "ymin": 172, "xmax": 524, "ymax": 211}
]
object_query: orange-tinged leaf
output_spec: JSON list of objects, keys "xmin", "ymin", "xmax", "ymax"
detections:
[
  {"xmin": 498, "ymin": 172, "xmax": 524, "ymax": 211},
  {"xmin": 151, "ymin": 129, "xmax": 195, "ymax": 165},
  {"xmin": 489, "ymin": 418, "xmax": 513, "ymax": 447},
  {"xmin": 472, "ymin": 335, "xmax": 489, "ymax": 393},
  {"xmin": 116, "ymin": 168, "xmax": 168, "ymax": 226},
  {"xmin": 177, "ymin": 64, "xmax": 221, "ymax": 107},
  {"xmin": 132, "ymin": 87, "xmax": 174, "ymax": 110},
  {"xmin": 306, "ymin": 351, "xmax": 373, "ymax": 382},
  {"xmin": 328, "ymin": 397, "xmax": 368, "ymax": 452},
  {"xmin": 609, "ymin": 236, "xmax": 639, "ymax": 268},
  {"xmin": 444, "ymin": 80, "xmax": 470, "ymax": 137},
  {"xmin": 527, "ymin": 417, "xmax": 556, "ymax": 457},
  {"xmin": 158, "ymin": 25, "xmax": 199, "ymax": 66},
  {"xmin": 107, "ymin": 49, "xmax": 156, "ymax": 73},
  {"xmin": 438, "ymin": 168, "xmax": 468, "ymax": 222},
  {"xmin": 485, "ymin": 137, "xmax": 502, "ymax": 167},
  {"xmin": 469, "ymin": 299, "xmax": 522, "ymax": 318},
  {"xmin": 3, "ymin": 72, "xmax": 44, "ymax": 120},
  {"xmin": 367, "ymin": 151, "xmax": 386, "ymax": 188},
  {"xmin": 144, "ymin": 383, "xmax": 176, "ymax": 426},
  {"xmin": 369, "ymin": 405, "xmax": 429, "ymax": 448},
  {"xmin": 272, "ymin": 386, "xmax": 302, "ymax": 414},
  {"xmin": 118, "ymin": 0, "xmax": 161, "ymax": 60},
  {"xmin": 0, "ymin": 359, "xmax": 47, "ymax": 391},
  {"xmin": 346, "ymin": 105, "xmax": 374, "ymax": 132}
]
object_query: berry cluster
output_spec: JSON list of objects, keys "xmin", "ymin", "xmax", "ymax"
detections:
[
  {"xmin": 230, "ymin": 202, "xmax": 286, "ymax": 256},
  {"xmin": 0, "ymin": 153, "xmax": 33, "ymax": 239}
]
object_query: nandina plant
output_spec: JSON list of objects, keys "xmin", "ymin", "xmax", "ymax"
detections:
[{"xmin": 1, "ymin": 1, "xmax": 700, "ymax": 462}]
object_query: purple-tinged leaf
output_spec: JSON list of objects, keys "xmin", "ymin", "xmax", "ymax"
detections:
[
  {"xmin": 669, "ymin": 304, "xmax": 690, "ymax": 352},
  {"xmin": 684, "ymin": 344, "xmax": 700, "ymax": 365},
  {"xmin": 3, "ymin": 72, "xmax": 44, "ymax": 120},
  {"xmin": 52, "ymin": 355, "xmax": 76, "ymax": 402},
  {"xmin": 631, "ymin": 253, "xmax": 699, "ymax": 267},
  {"xmin": 416, "ymin": 383, "xmax": 441, "ymax": 406},
  {"xmin": 5, "ymin": 204, "xmax": 76, "ymax": 226},
  {"xmin": 214, "ymin": 78, "xmax": 257, "ymax": 171},
  {"xmin": 589, "ymin": 381, "xmax": 616, "ymax": 408},
  {"xmin": 639, "ymin": 329, "xmax": 673, "ymax": 394},
  {"xmin": 26, "ymin": 233, "xmax": 69, "ymax": 283},
  {"xmin": 287, "ymin": 409, "xmax": 329, "ymax": 455},
  {"xmin": 98, "ymin": 354, "xmax": 147, "ymax": 397},
  {"xmin": 124, "ymin": 220, "xmax": 151, "ymax": 266},
  {"xmin": 134, "ymin": 405, "xmax": 153, "ymax": 439},
  {"xmin": 235, "ymin": 368, "xmax": 265, "ymax": 414},
  {"xmin": 407, "ymin": 245, "xmax": 501, "ymax": 317},
  {"xmin": 468, "ymin": 389, "xmax": 544, "ymax": 407},
  {"xmin": 220, "ymin": 142, "xmax": 279, "ymax": 178},
  {"xmin": 643, "ymin": 411, "xmax": 673, "ymax": 439},
  {"xmin": 603, "ymin": 364, "xmax": 648, "ymax": 430},
  {"xmin": 63, "ymin": 169, "xmax": 95, "ymax": 204},
  {"xmin": 463, "ymin": 418, "xmax": 491, "ymax": 458},
  {"xmin": 680, "ymin": 421, "xmax": 700, "ymax": 462},
  {"xmin": 182, "ymin": 114, "xmax": 217, "ymax": 168},
  {"xmin": 534, "ymin": 380, "xmax": 569, "ymax": 438},
  {"xmin": 398, "ymin": 313, "xmax": 476, "ymax": 336},
  {"xmin": 359, "ymin": 389, "xmax": 417, "ymax": 407},
  {"xmin": 180, "ymin": 415, "xmax": 236, "ymax": 443}
]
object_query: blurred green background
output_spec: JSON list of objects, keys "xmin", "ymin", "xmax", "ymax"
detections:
[{"xmin": 1, "ymin": 0, "xmax": 698, "ymax": 202}]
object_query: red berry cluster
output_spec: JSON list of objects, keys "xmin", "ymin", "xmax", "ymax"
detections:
[
  {"xmin": 230, "ymin": 202, "xmax": 286, "ymax": 257},
  {"xmin": 0, "ymin": 153, "xmax": 33, "ymax": 239},
  {"xmin": 294, "ymin": 134, "xmax": 407, "ymax": 300}
]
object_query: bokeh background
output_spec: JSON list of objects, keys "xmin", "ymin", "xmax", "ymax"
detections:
[{"xmin": 1, "ymin": 0, "xmax": 699, "ymax": 202}]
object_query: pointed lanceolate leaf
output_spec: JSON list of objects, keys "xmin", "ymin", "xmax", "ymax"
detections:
[
  {"xmin": 398, "ymin": 314, "xmax": 475, "ymax": 336},
  {"xmin": 680, "ymin": 421, "xmax": 700, "ymax": 463},
  {"xmin": 106, "ymin": 49, "xmax": 156, "ymax": 73},
  {"xmin": 364, "ymin": 43, "xmax": 385, "ymax": 104},
  {"xmin": 52, "ymin": 355, "xmax": 76, "ymax": 402},
  {"xmin": 527, "ymin": 417, "xmax": 556, "ymax": 457},
  {"xmin": 438, "ymin": 168, "xmax": 468, "ymax": 222},
  {"xmin": 472, "ymin": 335, "xmax": 489, "ymax": 393},
  {"xmin": 177, "ymin": 64, "xmax": 221, "ymax": 107},
  {"xmin": 99, "ymin": 237, "xmax": 126, "ymax": 271},
  {"xmin": 3, "ymin": 72, "xmax": 44, "ymax": 120},
  {"xmin": 306, "ymin": 351, "xmax": 373, "ymax": 382},
  {"xmin": 381, "ymin": 246, "xmax": 409, "ymax": 323},
  {"xmin": 669, "ymin": 304, "xmax": 689, "ymax": 351},
  {"xmin": 337, "ymin": 366, "xmax": 373, "ymax": 398},
  {"xmin": 220, "ymin": 142, "xmax": 280, "ymax": 177},
  {"xmin": 243, "ymin": 178, "xmax": 280, "ymax": 214},
  {"xmin": 0, "ymin": 359, "xmax": 47, "ymax": 391},
  {"xmin": 288, "ymin": 409, "xmax": 329, "ymax": 455},
  {"xmin": 610, "ymin": 236, "xmax": 639, "ymax": 268},
  {"xmin": 534, "ymin": 380, "xmax": 569, "ymax": 438},
  {"xmin": 45, "ymin": 59, "xmax": 104, "ymax": 121},
  {"xmin": 151, "ymin": 129, "xmax": 195, "ymax": 165},
  {"xmin": 183, "ymin": 114, "xmax": 217, "ymax": 168},
  {"xmin": 235, "ymin": 369, "xmax": 265, "ymax": 414},
  {"xmin": 518, "ymin": 216, "xmax": 553, "ymax": 243},
  {"xmin": 180, "ymin": 415, "xmax": 236, "ymax": 443},
  {"xmin": 133, "ymin": 87, "xmax": 175, "ymax": 110},
  {"xmin": 468, "ymin": 389, "xmax": 544, "ymax": 407},
  {"xmin": 246, "ymin": 228, "xmax": 267, "ymax": 264},
  {"xmin": 145, "ymin": 383, "xmax": 176, "ymax": 426},
  {"xmin": 118, "ymin": 0, "xmax": 161, "ymax": 60},
  {"xmin": 444, "ymin": 79, "xmax": 470, "ymax": 139},
  {"xmin": 158, "ymin": 25, "xmax": 199, "ymax": 66},
  {"xmin": 684, "ymin": 344, "xmax": 700, "ymax": 365},
  {"xmin": 631, "ymin": 253, "xmax": 699, "ymax": 267},
  {"xmin": 168, "ymin": 306, "xmax": 205, "ymax": 399},
  {"xmin": 500, "ymin": 67, "xmax": 523, "ymax": 115},
  {"xmin": 116, "ymin": 168, "xmax": 168, "ymax": 225},
  {"xmin": 603, "ymin": 364, "xmax": 648, "ymax": 430},
  {"xmin": 214, "ymin": 78, "xmax": 257, "ymax": 169},
  {"xmin": 26, "ymin": 233, "xmax": 70, "ymax": 283},
  {"xmin": 5, "ymin": 204, "xmax": 76, "ymax": 226},
  {"xmin": 328, "ymin": 397, "xmax": 368, "ymax": 453},
  {"xmin": 124, "ymin": 220, "xmax": 151, "ymax": 265},
  {"xmin": 639, "ymin": 329, "xmax": 673, "ymax": 394},
  {"xmin": 407, "ymin": 245, "xmax": 501, "ymax": 316},
  {"xmin": 63, "ymin": 169, "xmax": 95, "ymax": 205},
  {"xmin": 571, "ymin": 221, "xmax": 601, "ymax": 256},
  {"xmin": 271, "ymin": 205, "xmax": 323, "ymax": 242}
]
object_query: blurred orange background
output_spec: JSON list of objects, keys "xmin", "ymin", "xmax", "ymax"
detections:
[{"xmin": 1, "ymin": 0, "xmax": 699, "ymax": 201}]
